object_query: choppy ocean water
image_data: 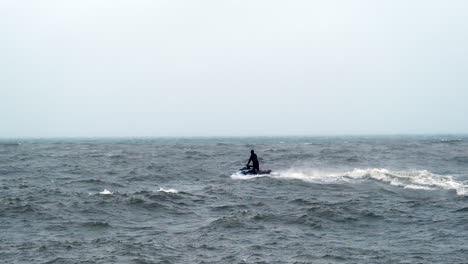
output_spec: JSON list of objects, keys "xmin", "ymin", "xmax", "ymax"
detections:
[{"xmin": 1, "ymin": 136, "xmax": 467, "ymax": 264}]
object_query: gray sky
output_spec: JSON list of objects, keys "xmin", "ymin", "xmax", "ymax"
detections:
[{"xmin": 1, "ymin": 0, "xmax": 468, "ymax": 137}]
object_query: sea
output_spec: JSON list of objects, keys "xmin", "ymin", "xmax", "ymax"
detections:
[{"xmin": 1, "ymin": 136, "xmax": 467, "ymax": 264}]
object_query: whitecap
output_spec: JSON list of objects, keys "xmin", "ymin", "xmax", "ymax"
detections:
[
  {"xmin": 158, "ymin": 188, "xmax": 178, "ymax": 193},
  {"xmin": 99, "ymin": 189, "xmax": 113, "ymax": 195}
]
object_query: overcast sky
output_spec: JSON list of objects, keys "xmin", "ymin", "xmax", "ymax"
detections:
[{"xmin": 1, "ymin": 0, "xmax": 468, "ymax": 137}]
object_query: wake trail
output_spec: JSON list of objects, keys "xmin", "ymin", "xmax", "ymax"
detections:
[{"xmin": 231, "ymin": 168, "xmax": 467, "ymax": 195}]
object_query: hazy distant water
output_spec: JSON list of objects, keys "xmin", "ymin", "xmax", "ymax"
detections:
[{"xmin": 1, "ymin": 136, "xmax": 467, "ymax": 264}]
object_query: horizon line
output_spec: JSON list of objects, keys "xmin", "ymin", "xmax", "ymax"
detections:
[{"xmin": 1, "ymin": 133, "xmax": 468, "ymax": 140}]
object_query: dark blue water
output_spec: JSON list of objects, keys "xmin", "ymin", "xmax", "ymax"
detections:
[{"xmin": 1, "ymin": 136, "xmax": 467, "ymax": 263}]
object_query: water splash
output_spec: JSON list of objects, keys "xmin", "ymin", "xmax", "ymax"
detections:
[
  {"xmin": 339, "ymin": 168, "xmax": 466, "ymax": 195},
  {"xmin": 232, "ymin": 168, "xmax": 467, "ymax": 195}
]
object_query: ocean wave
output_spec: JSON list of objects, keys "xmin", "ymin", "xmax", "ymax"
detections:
[
  {"xmin": 99, "ymin": 189, "xmax": 113, "ymax": 195},
  {"xmin": 0, "ymin": 142, "xmax": 21, "ymax": 147},
  {"xmin": 455, "ymin": 207, "xmax": 468, "ymax": 212},
  {"xmin": 108, "ymin": 153, "xmax": 126, "ymax": 159},
  {"xmin": 158, "ymin": 188, "xmax": 178, "ymax": 193},
  {"xmin": 89, "ymin": 190, "xmax": 176, "ymax": 211},
  {"xmin": 209, "ymin": 204, "xmax": 249, "ymax": 212},
  {"xmin": 231, "ymin": 168, "xmax": 467, "ymax": 195},
  {"xmin": 203, "ymin": 210, "xmax": 266, "ymax": 230},
  {"xmin": 2, "ymin": 203, "xmax": 36, "ymax": 214},
  {"xmin": 81, "ymin": 221, "xmax": 111, "ymax": 228},
  {"xmin": 439, "ymin": 139, "xmax": 464, "ymax": 144},
  {"xmin": 69, "ymin": 179, "xmax": 125, "ymax": 188},
  {"xmin": 184, "ymin": 150, "xmax": 209, "ymax": 157},
  {"xmin": 453, "ymin": 156, "xmax": 468, "ymax": 163},
  {"xmin": 43, "ymin": 257, "xmax": 71, "ymax": 264}
]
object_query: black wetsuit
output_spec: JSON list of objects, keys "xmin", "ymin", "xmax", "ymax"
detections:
[{"xmin": 249, "ymin": 153, "xmax": 259, "ymax": 171}]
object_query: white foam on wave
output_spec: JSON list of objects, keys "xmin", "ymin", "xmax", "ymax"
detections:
[
  {"xmin": 232, "ymin": 168, "xmax": 467, "ymax": 195},
  {"xmin": 158, "ymin": 188, "xmax": 178, "ymax": 193},
  {"xmin": 99, "ymin": 189, "xmax": 113, "ymax": 195}
]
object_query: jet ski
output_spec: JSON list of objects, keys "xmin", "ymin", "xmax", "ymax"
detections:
[{"xmin": 239, "ymin": 165, "xmax": 272, "ymax": 175}]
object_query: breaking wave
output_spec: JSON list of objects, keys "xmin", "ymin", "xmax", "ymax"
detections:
[
  {"xmin": 232, "ymin": 168, "xmax": 467, "ymax": 195},
  {"xmin": 158, "ymin": 188, "xmax": 178, "ymax": 193}
]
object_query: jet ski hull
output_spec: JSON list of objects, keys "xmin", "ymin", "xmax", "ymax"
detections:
[{"xmin": 239, "ymin": 167, "xmax": 272, "ymax": 175}]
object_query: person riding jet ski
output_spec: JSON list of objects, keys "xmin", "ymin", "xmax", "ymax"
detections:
[
  {"xmin": 239, "ymin": 149, "xmax": 271, "ymax": 175},
  {"xmin": 246, "ymin": 149, "xmax": 260, "ymax": 173}
]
